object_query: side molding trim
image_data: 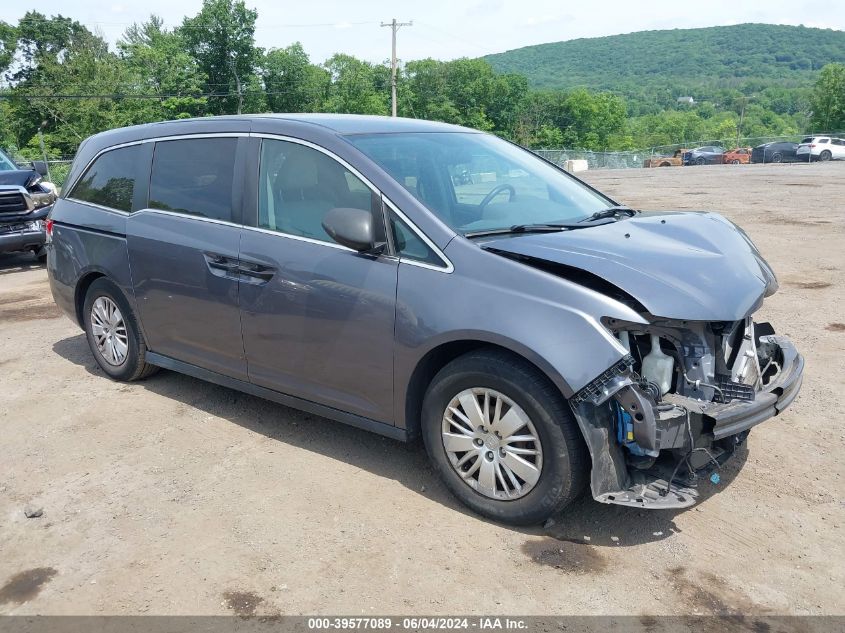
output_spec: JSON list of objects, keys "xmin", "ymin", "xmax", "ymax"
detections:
[{"xmin": 145, "ymin": 352, "xmax": 408, "ymax": 442}]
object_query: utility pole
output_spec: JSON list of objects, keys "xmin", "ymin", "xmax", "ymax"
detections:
[
  {"xmin": 381, "ymin": 18, "xmax": 412, "ymax": 117},
  {"xmin": 37, "ymin": 120, "xmax": 52, "ymax": 183},
  {"xmin": 736, "ymin": 98, "xmax": 747, "ymax": 149},
  {"xmin": 230, "ymin": 57, "xmax": 243, "ymax": 115}
]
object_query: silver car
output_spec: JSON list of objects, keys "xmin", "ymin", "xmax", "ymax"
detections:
[{"xmin": 47, "ymin": 115, "xmax": 803, "ymax": 525}]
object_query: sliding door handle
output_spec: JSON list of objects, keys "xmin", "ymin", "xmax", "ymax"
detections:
[
  {"xmin": 203, "ymin": 252, "xmax": 240, "ymax": 276},
  {"xmin": 238, "ymin": 261, "xmax": 275, "ymax": 282}
]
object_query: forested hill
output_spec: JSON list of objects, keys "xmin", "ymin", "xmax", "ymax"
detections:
[{"xmin": 485, "ymin": 23, "xmax": 845, "ymax": 102}]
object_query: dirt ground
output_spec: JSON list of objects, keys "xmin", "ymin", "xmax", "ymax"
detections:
[{"xmin": 0, "ymin": 162, "xmax": 843, "ymax": 617}]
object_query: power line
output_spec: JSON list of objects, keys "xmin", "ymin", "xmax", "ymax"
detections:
[
  {"xmin": 10, "ymin": 15, "xmax": 379, "ymax": 30},
  {"xmin": 0, "ymin": 90, "xmax": 310, "ymax": 100}
]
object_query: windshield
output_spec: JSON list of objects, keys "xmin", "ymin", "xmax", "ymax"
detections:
[
  {"xmin": 0, "ymin": 149, "xmax": 17, "ymax": 171},
  {"xmin": 347, "ymin": 132, "xmax": 613, "ymax": 235}
]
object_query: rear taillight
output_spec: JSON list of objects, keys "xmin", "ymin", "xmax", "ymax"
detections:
[
  {"xmin": 809, "ymin": 144, "xmax": 816, "ymax": 148},
  {"xmin": 45, "ymin": 218, "xmax": 54, "ymax": 243}
]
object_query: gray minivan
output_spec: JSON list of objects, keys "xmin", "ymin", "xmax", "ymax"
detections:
[{"xmin": 47, "ymin": 115, "xmax": 803, "ymax": 524}]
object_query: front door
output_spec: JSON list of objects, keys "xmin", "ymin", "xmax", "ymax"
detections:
[
  {"xmin": 128, "ymin": 135, "xmax": 248, "ymax": 380},
  {"xmin": 239, "ymin": 137, "xmax": 398, "ymax": 423}
]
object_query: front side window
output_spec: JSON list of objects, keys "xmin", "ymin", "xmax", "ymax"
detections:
[
  {"xmin": 149, "ymin": 138, "xmax": 237, "ymax": 222},
  {"xmin": 69, "ymin": 145, "xmax": 144, "ymax": 212},
  {"xmin": 389, "ymin": 211, "xmax": 445, "ymax": 267},
  {"xmin": 259, "ymin": 138, "xmax": 375, "ymax": 243},
  {"xmin": 347, "ymin": 132, "xmax": 612, "ymax": 236}
]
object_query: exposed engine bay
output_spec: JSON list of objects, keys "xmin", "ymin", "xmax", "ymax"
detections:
[
  {"xmin": 569, "ymin": 316, "xmax": 803, "ymax": 508},
  {"xmin": 479, "ymin": 210, "xmax": 804, "ymax": 510}
]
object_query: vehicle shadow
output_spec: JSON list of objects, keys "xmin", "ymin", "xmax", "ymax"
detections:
[
  {"xmin": 53, "ymin": 332, "xmax": 748, "ymax": 548},
  {"xmin": 0, "ymin": 252, "xmax": 44, "ymax": 274}
]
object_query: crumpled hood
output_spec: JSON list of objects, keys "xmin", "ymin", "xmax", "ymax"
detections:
[
  {"xmin": 481, "ymin": 211, "xmax": 777, "ymax": 321},
  {"xmin": 0, "ymin": 169, "xmax": 41, "ymax": 189}
]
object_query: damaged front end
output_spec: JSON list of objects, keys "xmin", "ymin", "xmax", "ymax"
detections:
[
  {"xmin": 480, "ymin": 210, "xmax": 804, "ymax": 509},
  {"xmin": 570, "ymin": 316, "xmax": 803, "ymax": 508}
]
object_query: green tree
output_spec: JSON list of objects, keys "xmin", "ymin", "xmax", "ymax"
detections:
[
  {"xmin": 811, "ymin": 63, "xmax": 845, "ymax": 131},
  {"xmin": 10, "ymin": 12, "xmax": 89, "ymax": 83},
  {"xmin": 262, "ymin": 43, "xmax": 329, "ymax": 113},
  {"xmin": 8, "ymin": 22, "xmax": 134, "ymax": 156},
  {"xmin": 322, "ymin": 54, "xmax": 387, "ymax": 115},
  {"xmin": 118, "ymin": 16, "xmax": 207, "ymax": 120},
  {"xmin": 0, "ymin": 21, "xmax": 16, "ymax": 78},
  {"xmin": 180, "ymin": 0, "xmax": 262, "ymax": 115}
]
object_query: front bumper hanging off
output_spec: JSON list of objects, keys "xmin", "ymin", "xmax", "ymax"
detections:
[{"xmin": 570, "ymin": 331, "xmax": 804, "ymax": 510}]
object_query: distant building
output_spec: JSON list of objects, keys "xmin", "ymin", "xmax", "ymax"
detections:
[{"xmin": 677, "ymin": 96, "xmax": 695, "ymax": 106}]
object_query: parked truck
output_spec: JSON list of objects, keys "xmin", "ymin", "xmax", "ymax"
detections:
[{"xmin": 643, "ymin": 148, "xmax": 688, "ymax": 168}]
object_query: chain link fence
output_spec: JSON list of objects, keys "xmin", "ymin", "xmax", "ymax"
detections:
[
  {"xmin": 536, "ymin": 132, "xmax": 845, "ymax": 170},
  {"xmin": 533, "ymin": 149, "xmax": 644, "ymax": 170},
  {"xmin": 12, "ymin": 157, "xmax": 73, "ymax": 189},
  {"xmin": 12, "ymin": 131, "xmax": 845, "ymax": 189}
]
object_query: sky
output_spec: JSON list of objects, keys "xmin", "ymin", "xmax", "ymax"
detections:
[{"xmin": 2, "ymin": 0, "xmax": 843, "ymax": 64}]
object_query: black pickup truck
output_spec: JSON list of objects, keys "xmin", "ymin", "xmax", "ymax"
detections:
[{"xmin": 0, "ymin": 148, "xmax": 58, "ymax": 262}]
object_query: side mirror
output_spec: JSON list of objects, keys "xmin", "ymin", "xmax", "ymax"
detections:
[
  {"xmin": 322, "ymin": 207, "xmax": 382, "ymax": 253},
  {"xmin": 32, "ymin": 161, "xmax": 48, "ymax": 177}
]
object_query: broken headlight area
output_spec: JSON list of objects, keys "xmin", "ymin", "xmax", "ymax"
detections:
[{"xmin": 570, "ymin": 317, "xmax": 803, "ymax": 509}]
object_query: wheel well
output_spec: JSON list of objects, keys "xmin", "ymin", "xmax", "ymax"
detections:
[
  {"xmin": 74, "ymin": 272, "xmax": 106, "ymax": 327},
  {"xmin": 404, "ymin": 341, "xmax": 564, "ymax": 441}
]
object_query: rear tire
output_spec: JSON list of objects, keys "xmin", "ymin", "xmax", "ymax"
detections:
[
  {"xmin": 83, "ymin": 278, "xmax": 158, "ymax": 381},
  {"xmin": 421, "ymin": 349, "xmax": 588, "ymax": 525},
  {"xmin": 820, "ymin": 150, "xmax": 832, "ymax": 162}
]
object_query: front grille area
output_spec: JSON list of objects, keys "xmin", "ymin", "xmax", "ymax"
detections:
[
  {"xmin": 0, "ymin": 222, "xmax": 29, "ymax": 234},
  {"xmin": 0, "ymin": 191, "xmax": 28, "ymax": 214}
]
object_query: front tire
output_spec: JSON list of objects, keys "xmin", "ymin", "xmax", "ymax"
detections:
[
  {"xmin": 421, "ymin": 349, "xmax": 588, "ymax": 525},
  {"xmin": 771, "ymin": 152, "xmax": 783, "ymax": 163},
  {"xmin": 83, "ymin": 278, "xmax": 158, "ymax": 381}
]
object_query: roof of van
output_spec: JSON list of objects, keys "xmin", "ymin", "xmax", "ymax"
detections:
[
  {"xmin": 245, "ymin": 113, "xmax": 473, "ymax": 134},
  {"xmin": 104, "ymin": 113, "xmax": 473, "ymax": 136}
]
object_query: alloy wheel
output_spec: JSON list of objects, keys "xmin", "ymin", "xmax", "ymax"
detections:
[
  {"xmin": 441, "ymin": 388, "xmax": 543, "ymax": 500},
  {"xmin": 90, "ymin": 296, "xmax": 129, "ymax": 366}
]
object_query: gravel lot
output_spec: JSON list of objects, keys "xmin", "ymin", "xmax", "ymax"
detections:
[{"xmin": 0, "ymin": 162, "xmax": 843, "ymax": 617}]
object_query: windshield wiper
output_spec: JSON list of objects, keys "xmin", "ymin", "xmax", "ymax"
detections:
[
  {"xmin": 465, "ymin": 218, "xmax": 622, "ymax": 238},
  {"xmin": 465, "ymin": 223, "xmax": 583, "ymax": 238},
  {"xmin": 578, "ymin": 206, "xmax": 639, "ymax": 223}
]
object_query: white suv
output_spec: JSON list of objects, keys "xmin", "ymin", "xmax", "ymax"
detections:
[{"xmin": 796, "ymin": 136, "xmax": 845, "ymax": 161}]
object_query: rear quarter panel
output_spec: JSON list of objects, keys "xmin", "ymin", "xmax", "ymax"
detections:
[{"xmin": 48, "ymin": 199, "xmax": 133, "ymax": 327}]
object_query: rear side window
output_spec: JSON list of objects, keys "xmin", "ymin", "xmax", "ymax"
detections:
[
  {"xmin": 149, "ymin": 138, "xmax": 237, "ymax": 222},
  {"xmin": 69, "ymin": 145, "xmax": 144, "ymax": 212}
]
